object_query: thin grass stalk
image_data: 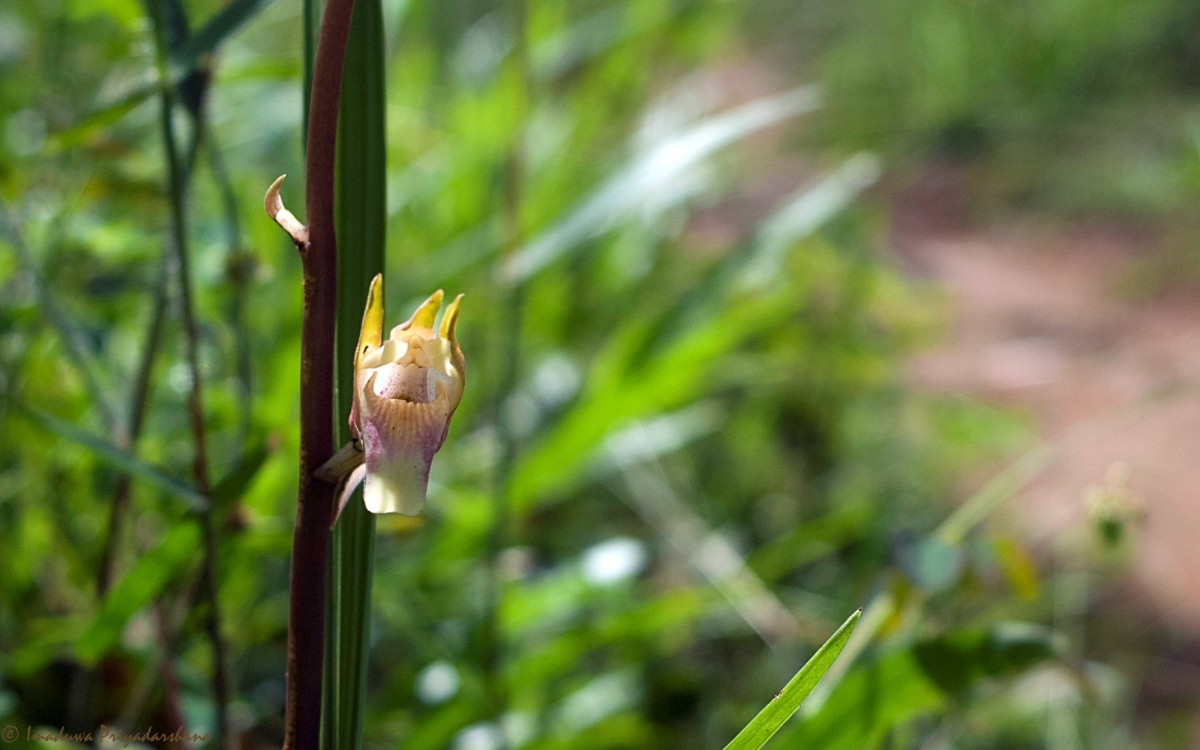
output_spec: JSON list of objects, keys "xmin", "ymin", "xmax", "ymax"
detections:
[
  {"xmin": 322, "ymin": 0, "xmax": 384, "ymax": 747},
  {"xmin": 97, "ymin": 255, "xmax": 170, "ymax": 595},
  {"xmin": 100, "ymin": 0, "xmax": 213, "ymax": 656},
  {"xmin": 98, "ymin": 130, "xmax": 211, "ymax": 747},
  {"xmin": 203, "ymin": 134, "xmax": 256, "ymax": 452},
  {"xmin": 145, "ymin": 0, "xmax": 231, "ymax": 744},
  {"xmin": 99, "ymin": 77, "xmax": 208, "ymax": 595},
  {"xmin": 283, "ymin": 0, "xmax": 358, "ymax": 746}
]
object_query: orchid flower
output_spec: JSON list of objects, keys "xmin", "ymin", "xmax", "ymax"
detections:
[{"xmin": 330, "ymin": 274, "xmax": 464, "ymax": 518}]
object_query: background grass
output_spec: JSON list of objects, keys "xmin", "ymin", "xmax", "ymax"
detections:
[{"xmin": 0, "ymin": 0, "xmax": 1191, "ymax": 747}]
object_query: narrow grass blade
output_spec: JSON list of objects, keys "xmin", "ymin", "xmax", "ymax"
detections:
[
  {"xmin": 935, "ymin": 442, "xmax": 1057, "ymax": 545},
  {"xmin": 785, "ymin": 624, "xmax": 1060, "ymax": 749},
  {"xmin": 502, "ymin": 86, "xmax": 822, "ymax": 283},
  {"xmin": 49, "ymin": 0, "xmax": 269, "ymax": 150},
  {"xmin": 77, "ymin": 523, "xmax": 203, "ymax": 665},
  {"xmin": 322, "ymin": 0, "xmax": 385, "ymax": 748},
  {"xmin": 739, "ymin": 153, "xmax": 881, "ymax": 288},
  {"xmin": 723, "ymin": 609, "xmax": 861, "ymax": 750},
  {"xmin": 617, "ymin": 465, "xmax": 817, "ymax": 648},
  {"xmin": 11, "ymin": 400, "xmax": 207, "ymax": 511},
  {"xmin": 47, "ymin": 84, "xmax": 157, "ymax": 150},
  {"xmin": 0, "ymin": 202, "xmax": 116, "ymax": 426},
  {"xmin": 170, "ymin": 0, "xmax": 273, "ymax": 69},
  {"xmin": 510, "ymin": 291, "xmax": 788, "ymax": 508}
]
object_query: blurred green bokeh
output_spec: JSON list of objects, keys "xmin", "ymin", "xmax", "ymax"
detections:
[{"xmin": 1, "ymin": 0, "xmax": 1194, "ymax": 748}]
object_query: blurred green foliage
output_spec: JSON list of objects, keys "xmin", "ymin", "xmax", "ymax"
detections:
[
  {"xmin": 779, "ymin": 0, "xmax": 1200, "ymax": 223},
  {"xmin": 0, "ymin": 0, "xmax": 1172, "ymax": 747}
]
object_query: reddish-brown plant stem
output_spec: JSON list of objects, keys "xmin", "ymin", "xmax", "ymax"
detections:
[{"xmin": 282, "ymin": 0, "xmax": 357, "ymax": 748}]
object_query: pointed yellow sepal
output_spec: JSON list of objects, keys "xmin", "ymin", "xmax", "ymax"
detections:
[
  {"xmin": 355, "ymin": 273, "xmax": 385, "ymax": 375},
  {"xmin": 392, "ymin": 289, "xmax": 444, "ymax": 338},
  {"xmin": 350, "ymin": 278, "xmax": 466, "ymax": 516}
]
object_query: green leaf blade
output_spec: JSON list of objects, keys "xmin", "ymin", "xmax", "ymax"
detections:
[
  {"xmin": 723, "ymin": 608, "xmax": 862, "ymax": 750},
  {"xmin": 786, "ymin": 623, "xmax": 1061, "ymax": 749},
  {"xmin": 11, "ymin": 400, "xmax": 207, "ymax": 511},
  {"xmin": 169, "ymin": 0, "xmax": 273, "ymax": 69},
  {"xmin": 77, "ymin": 524, "xmax": 203, "ymax": 665},
  {"xmin": 322, "ymin": 0, "xmax": 386, "ymax": 748}
]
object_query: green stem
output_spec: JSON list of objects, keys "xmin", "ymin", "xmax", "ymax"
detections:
[{"xmin": 322, "ymin": 0, "xmax": 384, "ymax": 748}]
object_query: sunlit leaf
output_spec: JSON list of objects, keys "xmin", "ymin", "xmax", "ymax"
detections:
[
  {"xmin": 784, "ymin": 624, "xmax": 1061, "ymax": 749},
  {"xmin": 589, "ymin": 401, "xmax": 725, "ymax": 479},
  {"xmin": 66, "ymin": 0, "xmax": 142, "ymax": 29},
  {"xmin": 738, "ymin": 153, "xmax": 881, "ymax": 288},
  {"xmin": 210, "ymin": 441, "xmax": 271, "ymax": 511},
  {"xmin": 509, "ymin": 293, "xmax": 788, "ymax": 508},
  {"xmin": 502, "ymin": 87, "xmax": 823, "ymax": 282},
  {"xmin": 48, "ymin": 85, "xmax": 156, "ymax": 149},
  {"xmin": 723, "ymin": 609, "xmax": 861, "ymax": 750}
]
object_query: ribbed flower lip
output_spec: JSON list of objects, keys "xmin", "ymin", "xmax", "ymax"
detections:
[{"xmin": 350, "ymin": 276, "xmax": 464, "ymax": 515}]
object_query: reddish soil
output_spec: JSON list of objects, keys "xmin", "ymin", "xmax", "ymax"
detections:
[{"xmin": 895, "ymin": 167, "xmax": 1200, "ymax": 627}]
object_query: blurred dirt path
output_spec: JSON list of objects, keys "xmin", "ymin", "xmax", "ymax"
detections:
[{"xmin": 895, "ymin": 168, "xmax": 1200, "ymax": 626}]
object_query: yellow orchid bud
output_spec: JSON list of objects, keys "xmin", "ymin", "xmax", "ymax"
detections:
[{"xmin": 352, "ymin": 274, "xmax": 464, "ymax": 515}]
